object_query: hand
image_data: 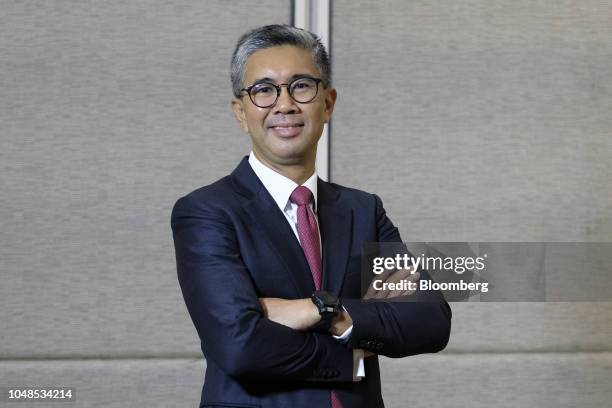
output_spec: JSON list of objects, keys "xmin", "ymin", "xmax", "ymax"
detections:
[
  {"xmin": 259, "ymin": 298, "xmax": 320, "ymax": 330},
  {"xmin": 364, "ymin": 266, "xmax": 420, "ymax": 299},
  {"xmin": 364, "ymin": 351, "xmax": 376, "ymax": 358},
  {"xmin": 330, "ymin": 307, "xmax": 353, "ymax": 337}
]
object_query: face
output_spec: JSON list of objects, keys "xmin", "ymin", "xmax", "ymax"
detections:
[{"xmin": 232, "ymin": 45, "xmax": 336, "ymax": 169}]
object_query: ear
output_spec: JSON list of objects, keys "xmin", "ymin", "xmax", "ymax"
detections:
[
  {"xmin": 323, "ymin": 87, "xmax": 337, "ymax": 123},
  {"xmin": 231, "ymin": 98, "xmax": 249, "ymax": 133}
]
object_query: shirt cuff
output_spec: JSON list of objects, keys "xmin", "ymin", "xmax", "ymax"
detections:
[
  {"xmin": 353, "ymin": 349, "xmax": 365, "ymax": 381},
  {"xmin": 332, "ymin": 324, "xmax": 353, "ymax": 343}
]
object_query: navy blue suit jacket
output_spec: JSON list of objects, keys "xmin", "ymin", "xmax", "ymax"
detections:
[{"xmin": 171, "ymin": 157, "xmax": 451, "ymax": 408}]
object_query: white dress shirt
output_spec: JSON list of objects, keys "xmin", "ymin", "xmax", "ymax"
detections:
[{"xmin": 248, "ymin": 152, "xmax": 365, "ymax": 380}]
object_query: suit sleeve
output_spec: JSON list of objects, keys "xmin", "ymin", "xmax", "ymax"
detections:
[
  {"xmin": 341, "ymin": 194, "xmax": 452, "ymax": 358},
  {"xmin": 171, "ymin": 195, "xmax": 354, "ymax": 381}
]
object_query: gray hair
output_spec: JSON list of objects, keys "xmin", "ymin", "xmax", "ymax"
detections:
[{"xmin": 230, "ymin": 24, "xmax": 331, "ymax": 98}]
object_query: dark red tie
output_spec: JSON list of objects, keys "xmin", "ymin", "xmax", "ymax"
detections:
[
  {"xmin": 290, "ymin": 186, "xmax": 344, "ymax": 408},
  {"xmin": 290, "ymin": 186, "xmax": 322, "ymax": 290}
]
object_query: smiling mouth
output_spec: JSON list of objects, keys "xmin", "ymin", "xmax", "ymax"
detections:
[
  {"xmin": 269, "ymin": 124, "xmax": 304, "ymax": 129},
  {"xmin": 268, "ymin": 123, "xmax": 304, "ymax": 137}
]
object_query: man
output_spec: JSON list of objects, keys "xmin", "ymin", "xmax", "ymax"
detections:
[{"xmin": 171, "ymin": 24, "xmax": 451, "ymax": 408}]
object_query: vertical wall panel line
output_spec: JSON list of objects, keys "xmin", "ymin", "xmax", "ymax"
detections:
[{"xmin": 293, "ymin": 0, "xmax": 331, "ymax": 181}]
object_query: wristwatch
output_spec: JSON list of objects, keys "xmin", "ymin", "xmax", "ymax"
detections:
[{"xmin": 310, "ymin": 291, "xmax": 341, "ymax": 332}]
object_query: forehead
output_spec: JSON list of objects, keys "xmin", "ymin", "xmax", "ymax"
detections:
[{"xmin": 243, "ymin": 45, "xmax": 319, "ymax": 84}]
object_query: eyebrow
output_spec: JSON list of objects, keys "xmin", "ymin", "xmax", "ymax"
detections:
[{"xmin": 251, "ymin": 73, "xmax": 316, "ymax": 85}]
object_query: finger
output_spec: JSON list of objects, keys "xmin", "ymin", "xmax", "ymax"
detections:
[
  {"xmin": 367, "ymin": 269, "xmax": 396, "ymax": 299},
  {"xmin": 398, "ymin": 273, "xmax": 420, "ymax": 297},
  {"xmin": 385, "ymin": 268, "xmax": 413, "ymax": 284},
  {"xmin": 407, "ymin": 271, "xmax": 420, "ymax": 282},
  {"xmin": 382, "ymin": 269, "xmax": 414, "ymax": 298},
  {"xmin": 366, "ymin": 267, "xmax": 417, "ymax": 299},
  {"xmin": 363, "ymin": 275, "xmax": 378, "ymax": 298},
  {"xmin": 364, "ymin": 277, "xmax": 380, "ymax": 299},
  {"xmin": 372, "ymin": 282, "xmax": 390, "ymax": 299},
  {"xmin": 386, "ymin": 271, "xmax": 420, "ymax": 298},
  {"xmin": 381, "ymin": 268, "xmax": 415, "ymax": 289},
  {"xmin": 364, "ymin": 267, "xmax": 397, "ymax": 298}
]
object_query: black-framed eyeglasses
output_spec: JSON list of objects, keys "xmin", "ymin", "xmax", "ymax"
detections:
[{"xmin": 240, "ymin": 76, "xmax": 324, "ymax": 108}]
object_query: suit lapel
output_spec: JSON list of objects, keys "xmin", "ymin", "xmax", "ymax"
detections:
[
  {"xmin": 318, "ymin": 179, "xmax": 353, "ymax": 296},
  {"xmin": 243, "ymin": 189, "xmax": 316, "ymax": 295},
  {"xmin": 231, "ymin": 157, "xmax": 354, "ymax": 297},
  {"xmin": 232, "ymin": 157, "xmax": 315, "ymax": 296}
]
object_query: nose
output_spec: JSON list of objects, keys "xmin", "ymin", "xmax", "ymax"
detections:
[{"xmin": 273, "ymin": 85, "xmax": 299, "ymax": 114}]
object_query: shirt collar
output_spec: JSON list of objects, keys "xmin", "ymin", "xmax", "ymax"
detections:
[{"xmin": 248, "ymin": 151, "xmax": 318, "ymax": 212}]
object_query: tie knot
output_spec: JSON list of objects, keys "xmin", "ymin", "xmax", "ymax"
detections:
[{"xmin": 290, "ymin": 186, "xmax": 313, "ymax": 206}]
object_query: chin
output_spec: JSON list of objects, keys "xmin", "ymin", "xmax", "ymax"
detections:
[
  {"xmin": 268, "ymin": 145, "xmax": 314, "ymax": 164},
  {"xmin": 268, "ymin": 139, "xmax": 314, "ymax": 157},
  {"xmin": 272, "ymin": 150, "xmax": 309, "ymax": 164}
]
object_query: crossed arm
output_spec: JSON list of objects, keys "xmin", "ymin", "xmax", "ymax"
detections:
[
  {"xmin": 259, "ymin": 263, "xmax": 421, "ymax": 351},
  {"xmin": 171, "ymin": 194, "xmax": 451, "ymax": 381},
  {"xmin": 172, "ymin": 196, "xmax": 356, "ymax": 381}
]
